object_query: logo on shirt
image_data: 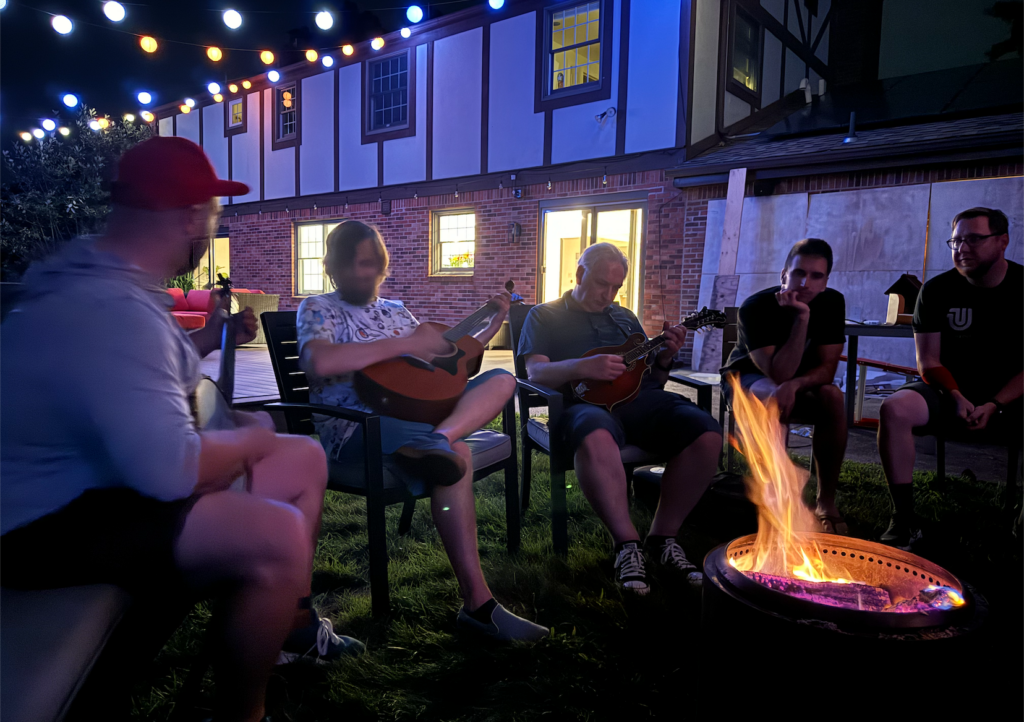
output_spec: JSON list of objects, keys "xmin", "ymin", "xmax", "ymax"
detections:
[{"xmin": 947, "ymin": 308, "xmax": 972, "ymax": 331}]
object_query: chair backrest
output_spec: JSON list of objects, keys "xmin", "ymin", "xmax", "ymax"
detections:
[
  {"xmin": 260, "ymin": 311, "xmax": 315, "ymax": 435},
  {"xmin": 721, "ymin": 306, "xmax": 739, "ymax": 367},
  {"xmin": 186, "ymin": 289, "xmax": 213, "ymax": 314},
  {"xmin": 507, "ymin": 303, "xmax": 534, "ymax": 381}
]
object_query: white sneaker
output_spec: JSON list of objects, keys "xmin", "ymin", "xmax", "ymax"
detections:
[{"xmin": 613, "ymin": 542, "xmax": 650, "ymax": 595}]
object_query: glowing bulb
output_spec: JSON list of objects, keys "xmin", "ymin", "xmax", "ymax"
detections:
[
  {"xmin": 341, "ymin": 44, "xmax": 354, "ymax": 56},
  {"xmin": 260, "ymin": 50, "xmax": 274, "ymax": 65},
  {"xmin": 41, "ymin": 119, "xmax": 56, "ymax": 131},
  {"xmin": 140, "ymin": 110, "xmax": 154, "ymax": 122},
  {"xmin": 19, "ymin": 132, "xmax": 32, "ymax": 142},
  {"xmin": 407, "ymin": 5, "xmax": 423, "ymax": 23},
  {"xmin": 207, "ymin": 83, "xmax": 220, "ymax": 95},
  {"xmin": 213, "ymin": 93, "xmax": 223, "ymax": 102},
  {"xmin": 58, "ymin": 127, "xmax": 70, "ymax": 136},
  {"xmin": 0, "ymin": 1, "xmax": 7, "ymax": 10},
  {"xmin": 97, "ymin": 118, "xmax": 110, "ymax": 129},
  {"xmin": 241, "ymin": 80, "xmax": 252, "ymax": 89},
  {"xmin": 228, "ymin": 83, "xmax": 238, "ymax": 93},
  {"xmin": 137, "ymin": 91, "xmax": 152, "ymax": 105},
  {"xmin": 62, "ymin": 93, "xmax": 79, "ymax": 108},
  {"xmin": 207, "ymin": 46, "xmax": 223, "ymax": 62},
  {"xmin": 268, "ymin": 70, "xmax": 281, "ymax": 82},
  {"xmin": 223, "ymin": 9, "xmax": 241, "ymax": 29},
  {"xmin": 305, "ymin": 49, "xmax": 318, "ymax": 62},
  {"xmin": 103, "ymin": 2, "xmax": 125, "ymax": 22},
  {"xmin": 371, "ymin": 37, "xmax": 384, "ymax": 50},
  {"xmin": 123, "ymin": 113, "xmax": 135, "ymax": 122},
  {"xmin": 52, "ymin": 15, "xmax": 73, "ymax": 34},
  {"xmin": 179, "ymin": 104, "xmax": 191, "ymax": 114},
  {"xmin": 488, "ymin": 0, "xmax": 504, "ymax": 7},
  {"xmin": 32, "ymin": 128, "xmax": 45, "ymax": 139},
  {"xmin": 322, "ymin": 55, "xmax": 334, "ymax": 68},
  {"xmin": 184, "ymin": 98, "xmax": 195, "ymax": 108},
  {"xmin": 140, "ymin": 36, "xmax": 158, "ymax": 53},
  {"xmin": 401, "ymin": 27, "xmax": 411, "ymax": 38},
  {"xmin": 315, "ymin": 11, "xmax": 333, "ymax": 30}
]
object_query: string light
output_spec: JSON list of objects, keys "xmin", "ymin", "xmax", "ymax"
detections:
[
  {"xmin": 223, "ymin": 9, "xmax": 242, "ymax": 29},
  {"xmin": 123, "ymin": 113, "xmax": 135, "ymax": 122},
  {"xmin": 19, "ymin": 132, "xmax": 32, "ymax": 142},
  {"xmin": 140, "ymin": 110, "xmax": 155, "ymax": 122},
  {"xmin": 62, "ymin": 93, "xmax": 79, "ymax": 108},
  {"xmin": 315, "ymin": 11, "xmax": 333, "ymax": 30},
  {"xmin": 52, "ymin": 15, "xmax": 73, "ymax": 34},
  {"xmin": 407, "ymin": 5, "xmax": 424, "ymax": 23},
  {"xmin": 401, "ymin": 27, "xmax": 411, "ymax": 38},
  {"xmin": 371, "ymin": 37, "xmax": 384, "ymax": 50},
  {"xmin": 341, "ymin": 44, "xmax": 354, "ymax": 56},
  {"xmin": 41, "ymin": 119, "xmax": 56, "ymax": 131},
  {"xmin": 260, "ymin": 50, "xmax": 274, "ymax": 64},
  {"xmin": 305, "ymin": 49, "xmax": 318, "ymax": 62},
  {"xmin": 207, "ymin": 46, "xmax": 223, "ymax": 61},
  {"xmin": 207, "ymin": 82, "xmax": 221, "ymax": 94},
  {"xmin": 322, "ymin": 55, "xmax": 334, "ymax": 68},
  {"xmin": 138, "ymin": 91, "xmax": 153, "ymax": 104},
  {"xmin": 489, "ymin": 0, "xmax": 505, "ymax": 8},
  {"xmin": 32, "ymin": 128, "xmax": 45, "ymax": 139},
  {"xmin": 103, "ymin": 2, "xmax": 125, "ymax": 22},
  {"xmin": 241, "ymin": 80, "xmax": 252, "ymax": 89},
  {"xmin": 184, "ymin": 98, "xmax": 196, "ymax": 107},
  {"xmin": 97, "ymin": 118, "xmax": 110, "ymax": 129},
  {"xmin": 140, "ymin": 36, "xmax": 158, "ymax": 53},
  {"xmin": 213, "ymin": 93, "xmax": 223, "ymax": 102},
  {"xmin": 180, "ymin": 104, "xmax": 191, "ymax": 113},
  {"xmin": 267, "ymin": 70, "xmax": 280, "ymax": 82},
  {"xmin": 58, "ymin": 127, "xmax": 70, "ymax": 136},
  {"xmin": 228, "ymin": 83, "xmax": 238, "ymax": 93}
]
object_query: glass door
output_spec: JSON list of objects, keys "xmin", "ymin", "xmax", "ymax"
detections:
[
  {"xmin": 540, "ymin": 203, "xmax": 644, "ymax": 315},
  {"xmin": 193, "ymin": 236, "xmax": 230, "ymax": 289}
]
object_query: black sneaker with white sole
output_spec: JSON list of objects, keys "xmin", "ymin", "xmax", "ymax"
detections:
[
  {"xmin": 880, "ymin": 516, "xmax": 923, "ymax": 552},
  {"xmin": 277, "ymin": 617, "xmax": 365, "ymax": 665},
  {"xmin": 613, "ymin": 541, "xmax": 650, "ymax": 595},
  {"xmin": 647, "ymin": 536, "xmax": 703, "ymax": 589}
]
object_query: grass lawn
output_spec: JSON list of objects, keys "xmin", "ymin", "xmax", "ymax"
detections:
[{"xmin": 132, "ymin": 422, "xmax": 1023, "ymax": 721}]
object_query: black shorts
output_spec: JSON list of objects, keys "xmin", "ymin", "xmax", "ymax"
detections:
[
  {"xmin": 557, "ymin": 388, "xmax": 721, "ymax": 458},
  {"xmin": 899, "ymin": 381, "xmax": 1023, "ymax": 442},
  {"xmin": 1, "ymin": 488, "xmax": 201, "ymax": 594}
]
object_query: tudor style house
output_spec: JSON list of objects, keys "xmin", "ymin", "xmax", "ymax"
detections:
[{"xmin": 150, "ymin": 0, "xmax": 1022, "ymax": 370}]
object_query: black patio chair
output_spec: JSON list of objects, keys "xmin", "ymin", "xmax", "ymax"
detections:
[
  {"xmin": 260, "ymin": 311, "xmax": 521, "ymax": 617},
  {"xmin": 507, "ymin": 303, "xmax": 714, "ymax": 556}
]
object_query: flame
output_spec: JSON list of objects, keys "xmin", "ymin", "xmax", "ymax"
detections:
[{"xmin": 727, "ymin": 374, "xmax": 856, "ymax": 584}]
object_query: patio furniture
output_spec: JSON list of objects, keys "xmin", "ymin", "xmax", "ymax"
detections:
[
  {"xmin": 507, "ymin": 303, "xmax": 714, "ymax": 556},
  {"xmin": 231, "ymin": 291, "xmax": 279, "ymax": 345},
  {"xmin": 260, "ymin": 311, "xmax": 521, "ymax": 617}
]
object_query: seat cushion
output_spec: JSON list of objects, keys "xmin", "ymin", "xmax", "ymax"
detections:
[
  {"xmin": 165, "ymin": 287, "xmax": 189, "ymax": 312},
  {"xmin": 465, "ymin": 429, "xmax": 512, "ymax": 471},
  {"xmin": 1, "ymin": 584, "xmax": 131, "ymax": 722},
  {"xmin": 185, "ymin": 289, "xmax": 212, "ymax": 313},
  {"xmin": 171, "ymin": 313, "xmax": 206, "ymax": 330},
  {"xmin": 527, "ymin": 418, "xmax": 657, "ymax": 465}
]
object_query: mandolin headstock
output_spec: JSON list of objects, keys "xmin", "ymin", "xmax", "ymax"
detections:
[
  {"xmin": 681, "ymin": 306, "xmax": 727, "ymax": 331},
  {"xmin": 505, "ymin": 279, "xmax": 525, "ymax": 305}
]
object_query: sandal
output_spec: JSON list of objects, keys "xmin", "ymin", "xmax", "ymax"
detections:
[{"xmin": 815, "ymin": 511, "xmax": 849, "ymax": 536}]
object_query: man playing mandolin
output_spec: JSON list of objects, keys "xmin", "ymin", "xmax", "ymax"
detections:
[
  {"xmin": 297, "ymin": 220, "xmax": 548, "ymax": 643},
  {"xmin": 518, "ymin": 243, "xmax": 723, "ymax": 595}
]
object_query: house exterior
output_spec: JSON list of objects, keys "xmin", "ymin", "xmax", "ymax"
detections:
[{"xmin": 149, "ymin": 0, "xmax": 1022, "ymax": 370}]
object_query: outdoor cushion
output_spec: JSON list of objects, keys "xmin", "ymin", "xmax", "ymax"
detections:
[
  {"xmin": 1, "ymin": 584, "xmax": 131, "ymax": 722},
  {"xmin": 185, "ymin": 289, "xmax": 213, "ymax": 314},
  {"xmin": 171, "ymin": 313, "xmax": 206, "ymax": 330},
  {"xmin": 165, "ymin": 287, "xmax": 189, "ymax": 312},
  {"xmin": 526, "ymin": 418, "xmax": 658, "ymax": 466}
]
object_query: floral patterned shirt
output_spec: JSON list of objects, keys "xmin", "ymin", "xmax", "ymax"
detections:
[{"xmin": 296, "ymin": 293, "xmax": 419, "ymax": 459}]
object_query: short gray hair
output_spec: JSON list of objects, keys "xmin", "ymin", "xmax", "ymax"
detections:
[{"xmin": 578, "ymin": 242, "xmax": 628, "ymax": 275}]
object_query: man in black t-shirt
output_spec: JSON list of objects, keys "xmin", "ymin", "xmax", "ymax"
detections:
[
  {"xmin": 722, "ymin": 238, "xmax": 848, "ymax": 534},
  {"xmin": 878, "ymin": 207, "xmax": 1023, "ymax": 550}
]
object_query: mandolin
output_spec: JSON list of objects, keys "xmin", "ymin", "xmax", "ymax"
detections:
[
  {"xmin": 570, "ymin": 306, "xmax": 727, "ymax": 411},
  {"xmin": 354, "ymin": 280, "xmax": 522, "ymax": 425}
]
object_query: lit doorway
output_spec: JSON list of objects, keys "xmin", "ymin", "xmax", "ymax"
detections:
[
  {"xmin": 193, "ymin": 236, "xmax": 230, "ymax": 289},
  {"xmin": 540, "ymin": 204, "xmax": 644, "ymax": 315}
]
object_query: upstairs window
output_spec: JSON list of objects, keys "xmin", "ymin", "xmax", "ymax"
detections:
[
  {"xmin": 729, "ymin": 8, "xmax": 762, "ymax": 102},
  {"xmin": 225, "ymin": 95, "xmax": 246, "ymax": 136},
  {"xmin": 431, "ymin": 211, "xmax": 476, "ymax": 276},
  {"xmin": 549, "ymin": 2, "xmax": 601, "ymax": 94},
  {"xmin": 368, "ymin": 51, "xmax": 410, "ymax": 134}
]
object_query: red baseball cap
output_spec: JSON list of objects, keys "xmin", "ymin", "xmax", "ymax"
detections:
[{"xmin": 110, "ymin": 136, "xmax": 249, "ymax": 210}]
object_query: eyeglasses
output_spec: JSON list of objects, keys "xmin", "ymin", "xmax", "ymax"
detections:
[{"xmin": 946, "ymin": 233, "xmax": 999, "ymax": 250}]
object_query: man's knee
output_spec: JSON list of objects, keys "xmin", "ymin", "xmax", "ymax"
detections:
[
  {"xmin": 491, "ymin": 372, "xmax": 517, "ymax": 400},
  {"xmin": 577, "ymin": 428, "xmax": 619, "ymax": 459},
  {"xmin": 813, "ymin": 384, "xmax": 846, "ymax": 419},
  {"xmin": 248, "ymin": 503, "xmax": 311, "ymax": 588},
  {"xmin": 879, "ymin": 392, "xmax": 921, "ymax": 429},
  {"xmin": 682, "ymin": 430, "xmax": 722, "ymax": 461},
  {"xmin": 281, "ymin": 434, "xmax": 328, "ymax": 490}
]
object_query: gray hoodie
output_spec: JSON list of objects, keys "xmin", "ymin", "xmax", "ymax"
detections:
[{"xmin": 1, "ymin": 237, "xmax": 202, "ymax": 534}]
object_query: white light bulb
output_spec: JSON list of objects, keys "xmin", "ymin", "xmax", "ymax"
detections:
[
  {"xmin": 401, "ymin": 27, "xmax": 411, "ymax": 39},
  {"xmin": 58, "ymin": 127, "xmax": 70, "ymax": 136},
  {"xmin": 223, "ymin": 9, "xmax": 241, "ymax": 29},
  {"xmin": 371, "ymin": 37, "xmax": 384, "ymax": 50},
  {"xmin": 407, "ymin": 5, "xmax": 423, "ymax": 23},
  {"xmin": 62, "ymin": 93, "xmax": 79, "ymax": 108},
  {"xmin": 137, "ymin": 91, "xmax": 152, "ymax": 105},
  {"xmin": 32, "ymin": 128, "xmax": 45, "ymax": 139},
  {"xmin": 184, "ymin": 98, "xmax": 195, "ymax": 108},
  {"xmin": 315, "ymin": 11, "xmax": 333, "ymax": 30},
  {"xmin": 0, "ymin": 1, "xmax": 7, "ymax": 10},
  {"xmin": 207, "ymin": 82, "xmax": 220, "ymax": 95},
  {"xmin": 488, "ymin": 0, "xmax": 505, "ymax": 8},
  {"xmin": 41, "ymin": 119, "xmax": 56, "ymax": 131},
  {"xmin": 321, "ymin": 55, "xmax": 334, "ymax": 68},
  {"xmin": 268, "ymin": 70, "xmax": 281, "ymax": 82},
  {"xmin": 52, "ymin": 15, "xmax": 73, "ymax": 34},
  {"xmin": 103, "ymin": 1, "xmax": 125, "ymax": 22},
  {"xmin": 89, "ymin": 120, "xmax": 101, "ymax": 130}
]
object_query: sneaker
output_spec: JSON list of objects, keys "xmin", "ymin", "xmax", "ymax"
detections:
[
  {"xmin": 647, "ymin": 536, "xmax": 703, "ymax": 589},
  {"xmin": 277, "ymin": 617, "xmax": 365, "ymax": 665},
  {"xmin": 456, "ymin": 602, "xmax": 549, "ymax": 644},
  {"xmin": 613, "ymin": 541, "xmax": 650, "ymax": 595},
  {"xmin": 880, "ymin": 516, "xmax": 923, "ymax": 552},
  {"xmin": 394, "ymin": 432, "xmax": 467, "ymax": 487}
]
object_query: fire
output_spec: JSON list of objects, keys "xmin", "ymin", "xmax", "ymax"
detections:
[{"xmin": 726, "ymin": 374, "xmax": 855, "ymax": 584}]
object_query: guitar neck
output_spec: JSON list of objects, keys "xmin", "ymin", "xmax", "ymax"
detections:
[
  {"xmin": 442, "ymin": 303, "xmax": 498, "ymax": 343},
  {"xmin": 619, "ymin": 317, "xmax": 709, "ymax": 365}
]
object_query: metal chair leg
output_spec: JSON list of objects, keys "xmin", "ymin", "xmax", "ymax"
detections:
[
  {"xmin": 550, "ymin": 464, "xmax": 569, "ymax": 557},
  {"xmin": 1003, "ymin": 443, "xmax": 1021, "ymax": 509},
  {"xmin": 397, "ymin": 497, "xmax": 416, "ymax": 536},
  {"xmin": 520, "ymin": 440, "xmax": 533, "ymax": 511},
  {"xmin": 364, "ymin": 417, "xmax": 390, "ymax": 618},
  {"xmin": 503, "ymin": 394, "xmax": 521, "ymax": 554}
]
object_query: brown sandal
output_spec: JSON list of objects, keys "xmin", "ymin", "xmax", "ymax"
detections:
[{"xmin": 815, "ymin": 512, "xmax": 849, "ymax": 536}]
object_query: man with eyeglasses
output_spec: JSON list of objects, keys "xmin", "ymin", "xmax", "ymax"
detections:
[{"xmin": 876, "ymin": 207, "xmax": 1022, "ymax": 551}]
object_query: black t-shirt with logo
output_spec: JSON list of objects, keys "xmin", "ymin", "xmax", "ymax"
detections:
[
  {"xmin": 913, "ymin": 260, "xmax": 1023, "ymax": 402},
  {"xmin": 722, "ymin": 286, "xmax": 846, "ymax": 377}
]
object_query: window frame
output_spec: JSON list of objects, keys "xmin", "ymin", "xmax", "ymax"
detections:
[
  {"xmin": 361, "ymin": 47, "xmax": 417, "ymax": 144},
  {"xmin": 272, "ymin": 83, "xmax": 301, "ymax": 151},
  {"xmin": 535, "ymin": 0, "xmax": 614, "ymax": 113},
  {"xmin": 224, "ymin": 95, "xmax": 247, "ymax": 137},
  {"xmin": 430, "ymin": 209, "xmax": 477, "ymax": 277},
  {"xmin": 727, "ymin": 4, "xmax": 763, "ymax": 107},
  {"xmin": 294, "ymin": 219, "xmax": 344, "ymax": 297}
]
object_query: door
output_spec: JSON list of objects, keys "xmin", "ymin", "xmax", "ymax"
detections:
[
  {"xmin": 194, "ymin": 236, "xmax": 230, "ymax": 289},
  {"xmin": 540, "ymin": 204, "xmax": 644, "ymax": 315}
]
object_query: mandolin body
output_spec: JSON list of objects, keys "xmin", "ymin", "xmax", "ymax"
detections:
[
  {"xmin": 354, "ymin": 322, "xmax": 485, "ymax": 425},
  {"xmin": 570, "ymin": 333, "xmax": 651, "ymax": 411}
]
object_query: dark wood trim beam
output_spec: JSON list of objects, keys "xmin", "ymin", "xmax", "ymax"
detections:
[
  {"xmin": 614, "ymin": 0, "xmax": 631, "ymax": 156},
  {"xmin": 678, "ymin": 0, "xmax": 696, "ymax": 149},
  {"xmin": 334, "ymin": 68, "xmax": 340, "ymax": 193},
  {"xmin": 377, "ymin": 142, "xmax": 384, "ymax": 187},
  {"xmin": 259, "ymin": 89, "xmax": 265, "ymax": 202},
  {"xmin": 426, "ymin": 42, "xmax": 434, "ymax": 181},
  {"xmin": 481, "ymin": 23, "xmax": 491, "ymax": 174},
  {"xmin": 543, "ymin": 109, "xmax": 552, "ymax": 166},
  {"xmin": 739, "ymin": 0, "xmax": 829, "ymax": 80}
]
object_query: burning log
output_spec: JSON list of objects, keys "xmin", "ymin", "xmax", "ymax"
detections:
[{"xmin": 744, "ymin": 572, "xmax": 892, "ymax": 611}]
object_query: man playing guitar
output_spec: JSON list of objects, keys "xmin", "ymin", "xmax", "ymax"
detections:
[
  {"xmin": 297, "ymin": 220, "xmax": 548, "ymax": 643},
  {"xmin": 518, "ymin": 243, "xmax": 722, "ymax": 595}
]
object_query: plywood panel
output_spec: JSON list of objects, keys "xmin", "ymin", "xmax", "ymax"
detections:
[
  {"xmin": 488, "ymin": 11, "xmax": 544, "ymax": 171},
  {"xmin": 701, "ymin": 199, "xmax": 726, "ymax": 274},
  {"xmin": 736, "ymin": 193, "xmax": 809, "ymax": 273},
  {"xmin": 433, "ymin": 28, "xmax": 483, "ymax": 180},
  {"xmin": 624, "ymin": 0, "xmax": 680, "ymax": 153},
  {"xmin": 300, "ymin": 71, "xmax": 335, "ymax": 196},
  {"xmin": 385, "ymin": 44, "xmax": 428, "ymax": 185}
]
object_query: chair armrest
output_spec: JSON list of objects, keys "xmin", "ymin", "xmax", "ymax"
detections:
[
  {"xmin": 265, "ymin": 401, "xmax": 376, "ymax": 424},
  {"xmin": 515, "ymin": 379, "xmax": 563, "ymax": 420},
  {"xmin": 666, "ymin": 372, "xmax": 713, "ymax": 414}
]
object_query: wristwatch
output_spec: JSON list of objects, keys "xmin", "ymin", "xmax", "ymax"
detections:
[{"xmin": 990, "ymin": 399, "xmax": 1005, "ymax": 413}]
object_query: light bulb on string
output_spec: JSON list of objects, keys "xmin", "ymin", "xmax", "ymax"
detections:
[
  {"xmin": 58, "ymin": 127, "xmax": 70, "ymax": 136},
  {"xmin": 41, "ymin": 119, "xmax": 56, "ymax": 131},
  {"xmin": 19, "ymin": 132, "xmax": 32, "ymax": 142},
  {"xmin": 140, "ymin": 111, "xmax": 154, "ymax": 122},
  {"xmin": 207, "ymin": 83, "xmax": 220, "ymax": 95},
  {"xmin": 305, "ymin": 49, "xmax": 318, "ymax": 62},
  {"xmin": 97, "ymin": 118, "xmax": 110, "ymax": 129},
  {"xmin": 184, "ymin": 98, "xmax": 195, "ymax": 108},
  {"xmin": 213, "ymin": 93, "xmax": 223, "ymax": 102},
  {"xmin": 228, "ymin": 83, "xmax": 238, "ymax": 93},
  {"xmin": 342, "ymin": 44, "xmax": 354, "ymax": 56},
  {"xmin": 140, "ymin": 36, "xmax": 158, "ymax": 53},
  {"xmin": 207, "ymin": 47, "xmax": 223, "ymax": 62},
  {"xmin": 241, "ymin": 80, "xmax": 252, "ymax": 89},
  {"xmin": 62, "ymin": 93, "xmax": 79, "ymax": 108},
  {"xmin": 315, "ymin": 11, "xmax": 333, "ymax": 30},
  {"xmin": 268, "ymin": 70, "xmax": 280, "ymax": 82},
  {"xmin": 407, "ymin": 5, "xmax": 424, "ymax": 23},
  {"xmin": 52, "ymin": 15, "xmax": 73, "ymax": 34},
  {"xmin": 223, "ymin": 9, "xmax": 241, "ymax": 29},
  {"xmin": 1, "ymin": 1, "xmax": 8, "ymax": 11},
  {"xmin": 179, "ymin": 104, "xmax": 190, "ymax": 114},
  {"xmin": 32, "ymin": 128, "xmax": 45, "ymax": 139},
  {"xmin": 488, "ymin": 0, "xmax": 505, "ymax": 8},
  {"xmin": 137, "ymin": 91, "xmax": 153, "ymax": 105},
  {"xmin": 371, "ymin": 37, "xmax": 384, "ymax": 50},
  {"xmin": 123, "ymin": 114, "xmax": 135, "ymax": 122},
  {"xmin": 322, "ymin": 55, "xmax": 334, "ymax": 68},
  {"xmin": 401, "ymin": 28, "xmax": 411, "ymax": 39},
  {"xmin": 103, "ymin": 2, "xmax": 125, "ymax": 22},
  {"xmin": 260, "ymin": 50, "xmax": 274, "ymax": 65}
]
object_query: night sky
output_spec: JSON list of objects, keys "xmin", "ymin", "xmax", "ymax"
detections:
[{"xmin": 0, "ymin": 0, "xmax": 477, "ymax": 142}]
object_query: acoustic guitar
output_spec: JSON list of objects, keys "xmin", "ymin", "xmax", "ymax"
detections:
[
  {"xmin": 569, "ymin": 306, "xmax": 727, "ymax": 411},
  {"xmin": 354, "ymin": 280, "xmax": 522, "ymax": 425}
]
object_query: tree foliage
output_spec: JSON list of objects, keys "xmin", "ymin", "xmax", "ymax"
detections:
[{"xmin": 0, "ymin": 109, "xmax": 152, "ymax": 280}]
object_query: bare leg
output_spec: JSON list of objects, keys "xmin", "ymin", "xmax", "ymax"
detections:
[
  {"xmin": 648, "ymin": 431, "xmax": 722, "ymax": 537},
  {"xmin": 808, "ymin": 384, "xmax": 847, "ymax": 518},
  {"xmin": 430, "ymin": 440, "xmax": 492, "ymax": 610},
  {"xmin": 434, "ymin": 374, "xmax": 517, "ymax": 446},
  {"xmin": 878, "ymin": 390, "xmax": 930, "ymax": 487},
  {"xmin": 574, "ymin": 430, "xmax": 638, "ymax": 545}
]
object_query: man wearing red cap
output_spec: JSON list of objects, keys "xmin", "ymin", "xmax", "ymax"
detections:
[{"xmin": 1, "ymin": 137, "xmax": 358, "ymax": 722}]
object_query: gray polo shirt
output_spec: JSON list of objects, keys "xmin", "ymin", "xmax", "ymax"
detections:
[{"xmin": 1, "ymin": 237, "xmax": 202, "ymax": 535}]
